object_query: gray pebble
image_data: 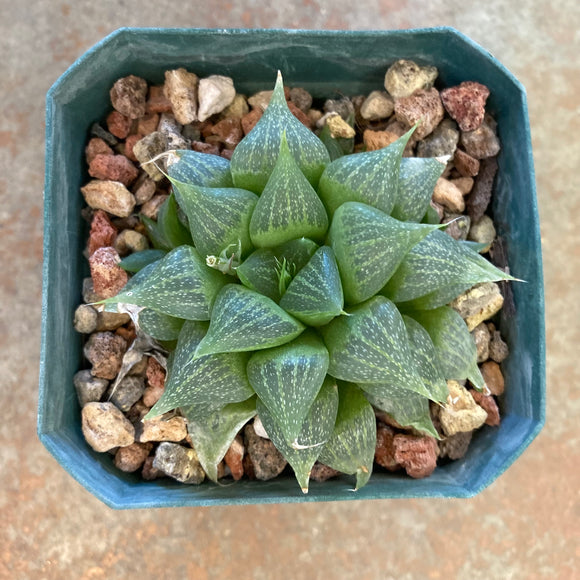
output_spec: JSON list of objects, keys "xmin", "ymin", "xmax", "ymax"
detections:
[
  {"xmin": 489, "ymin": 329, "xmax": 509, "ymax": 363},
  {"xmin": 133, "ymin": 132, "xmax": 169, "ymax": 181},
  {"xmin": 108, "ymin": 376, "xmax": 145, "ymax": 412},
  {"xmin": 323, "ymin": 97, "xmax": 354, "ymax": 120},
  {"xmin": 244, "ymin": 424, "xmax": 287, "ymax": 481},
  {"xmin": 73, "ymin": 370, "xmax": 109, "ymax": 407},
  {"xmin": 289, "ymin": 87, "xmax": 313, "ymax": 113},
  {"xmin": 416, "ymin": 119, "xmax": 459, "ymax": 158},
  {"xmin": 73, "ymin": 304, "xmax": 98, "ymax": 334},
  {"xmin": 152, "ymin": 442, "xmax": 205, "ymax": 484},
  {"xmin": 82, "ymin": 277, "xmax": 102, "ymax": 304},
  {"xmin": 90, "ymin": 123, "xmax": 118, "ymax": 146}
]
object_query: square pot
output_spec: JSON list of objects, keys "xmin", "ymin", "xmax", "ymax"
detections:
[{"xmin": 40, "ymin": 27, "xmax": 545, "ymax": 509}]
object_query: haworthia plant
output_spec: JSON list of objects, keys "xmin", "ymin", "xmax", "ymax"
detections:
[
  {"xmin": 409, "ymin": 306, "xmax": 486, "ymax": 390},
  {"xmin": 257, "ymin": 378, "xmax": 339, "ymax": 493},
  {"xmin": 383, "ymin": 229, "xmax": 514, "ymax": 309},
  {"xmin": 104, "ymin": 72, "xmax": 516, "ymax": 492},
  {"xmin": 279, "ymin": 246, "xmax": 344, "ymax": 326},
  {"xmin": 391, "ymin": 157, "xmax": 447, "ymax": 222},
  {"xmin": 138, "ymin": 308, "xmax": 185, "ymax": 342}
]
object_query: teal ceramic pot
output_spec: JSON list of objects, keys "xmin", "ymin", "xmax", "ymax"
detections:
[{"xmin": 40, "ymin": 27, "xmax": 545, "ymax": 509}]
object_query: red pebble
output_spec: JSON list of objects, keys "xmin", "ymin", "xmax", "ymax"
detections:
[
  {"xmin": 85, "ymin": 138, "xmax": 113, "ymax": 164},
  {"xmin": 88, "ymin": 154, "xmax": 139, "ymax": 187},
  {"xmin": 241, "ymin": 109, "xmax": 262, "ymax": 135},
  {"xmin": 374, "ymin": 423, "xmax": 401, "ymax": 471},
  {"xmin": 124, "ymin": 134, "xmax": 142, "ymax": 163},
  {"xmin": 191, "ymin": 141, "xmax": 221, "ymax": 156},
  {"xmin": 211, "ymin": 117, "xmax": 243, "ymax": 149},
  {"xmin": 88, "ymin": 210, "xmax": 117, "ymax": 256},
  {"xmin": 288, "ymin": 101, "xmax": 312, "ymax": 128},
  {"xmin": 393, "ymin": 434, "xmax": 439, "ymax": 479},
  {"xmin": 89, "ymin": 247, "xmax": 129, "ymax": 299},
  {"xmin": 471, "ymin": 390, "xmax": 501, "ymax": 426},
  {"xmin": 441, "ymin": 81, "xmax": 490, "ymax": 132},
  {"xmin": 143, "ymin": 357, "xmax": 166, "ymax": 407},
  {"xmin": 146, "ymin": 85, "xmax": 173, "ymax": 114},
  {"xmin": 106, "ymin": 111, "xmax": 133, "ymax": 139},
  {"xmin": 224, "ymin": 435, "xmax": 245, "ymax": 481}
]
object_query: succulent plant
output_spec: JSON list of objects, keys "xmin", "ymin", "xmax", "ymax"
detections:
[{"xmin": 103, "ymin": 72, "xmax": 514, "ymax": 493}]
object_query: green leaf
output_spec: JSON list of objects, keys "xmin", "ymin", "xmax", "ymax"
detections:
[
  {"xmin": 421, "ymin": 204, "xmax": 441, "ymax": 225},
  {"xmin": 383, "ymin": 230, "xmax": 515, "ymax": 309},
  {"xmin": 236, "ymin": 248, "xmax": 281, "ymax": 301},
  {"xmin": 167, "ymin": 149, "xmax": 234, "ymax": 188},
  {"xmin": 103, "ymin": 245, "xmax": 227, "ymax": 320},
  {"xmin": 320, "ymin": 296, "xmax": 428, "ymax": 397},
  {"xmin": 391, "ymin": 157, "xmax": 446, "ymax": 222},
  {"xmin": 257, "ymin": 378, "xmax": 339, "ymax": 493},
  {"xmin": 139, "ymin": 309, "xmax": 185, "ymax": 342},
  {"xmin": 230, "ymin": 72, "xmax": 330, "ymax": 194},
  {"xmin": 119, "ymin": 249, "xmax": 166, "ymax": 273},
  {"xmin": 170, "ymin": 178, "xmax": 258, "ymax": 258},
  {"xmin": 247, "ymin": 332, "xmax": 329, "ymax": 446},
  {"xmin": 356, "ymin": 314, "xmax": 448, "ymax": 404},
  {"xmin": 249, "ymin": 133, "xmax": 329, "ymax": 248},
  {"xmin": 274, "ymin": 238, "xmax": 319, "ymax": 272},
  {"xmin": 328, "ymin": 202, "xmax": 440, "ymax": 305},
  {"xmin": 402, "ymin": 315, "xmax": 449, "ymax": 402},
  {"xmin": 236, "ymin": 238, "xmax": 319, "ymax": 302},
  {"xmin": 140, "ymin": 214, "xmax": 172, "ymax": 251},
  {"xmin": 157, "ymin": 192, "xmax": 195, "ymax": 248},
  {"xmin": 194, "ymin": 284, "xmax": 305, "ymax": 357},
  {"xmin": 318, "ymin": 382, "xmax": 376, "ymax": 490},
  {"xmin": 279, "ymin": 246, "xmax": 344, "ymax": 326},
  {"xmin": 317, "ymin": 129, "xmax": 413, "ymax": 218},
  {"xmin": 181, "ymin": 397, "xmax": 257, "ymax": 482},
  {"xmin": 146, "ymin": 320, "xmax": 255, "ymax": 418},
  {"xmin": 409, "ymin": 306, "xmax": 485, "ymax": 389},
  {"xmin": 364, "ymin": 389, "xmax": 439, "ymax": 438}
]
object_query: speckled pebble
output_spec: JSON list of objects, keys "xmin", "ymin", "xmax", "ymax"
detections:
[
  {"xmin": 89, "ymin": 246, "xmax": 128, "ymax": 299},
  {"xmin": 384, "ymin": 59, "xmax": 438, "ymax": 99},
  {"xmin": 416, "ymin": 118, "xmax": 459, "ymax": 157},
  {"xmin": 73, "ymin": 304, "xmax": 98, "ymax": 334},
  {"xmin": 244, "ymin": 424, "xmax": 287, "ymax": 481},
  {"xmin": 489, "ymin": 328, "xmax": 510, "ymax": 363},
  {"xmin": 439, "ymin": 430, "xmax": 473, "ymax": 460},
  {"xmin": 108, "ymin": 376, "xmax": 145, "ymax": 412},
  {"xmin": 439, "ymin": 380, "xmax": 488, "ymax": 436},
  {"xmin": 133, "ymin": 132, "xmax": 169, "ymax": 181},
  {"xmin": 114, "ymin": 442, "xmax": 153, "ymax": 473},
  {"xmin": 137, "ymin": 415, "xmax": 188, "ymax": 443},
  {"xmin": 152, "ymin": 442, "xmax": 205, "ymax": 484},
  {"xmin": 73, "ymin": 370, "xmax": 109, "ymax": 407},
  {"xmin": 110, "ymin": 75, "xmax": 148, "ymax": 119},
  {"xmin": 164, "ymin": 68, "xmax": 199, "ymax": 125},
  {"xmin": 394, "ymin": 87, "xmax": 444, "ymax": 140},
  {"xmin": 360, "ymin": 91, "xmax": 394, "ymax": 121},
  {"xmin": 472, "ymin": 322, "xmax": 491, "ymax": 363},
  {"xmin": 81, "ymin": 402, "xmax": 135, "ymax": 452},
  {"xmin": 83, "ymin": 331, "xmax": 127, "ymax": 380},
  {"xmin": 450, "ymin": 282, "xmax": 504, "ymax": 331}
]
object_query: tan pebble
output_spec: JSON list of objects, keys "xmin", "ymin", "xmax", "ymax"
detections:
[
  {"xmin": 114, "ymin": 442, "xmax": 153, "ymax": 473},
  {"xmin": 81, "ymin": 180, "xmax": 136, "ymax": 218},
  {"xmin": 164, "ymin": 68, "xmax": 199, "ymax": 124},
  {"xmin": 82, "ymin": 402, "xmax": 135, "ymax": 452},
  {"xmin": 363, "ymin": 129, "xmax": 399, "ymax": 151},
  {"xmin": 89, "ymin": 247, "xmax": 128, "ymax": 299},
  {"xmin": 481, "ymin": 361, "xmax": 505, "ymax": 396},
  {"xmin": 138, "ymin": 415, "xmax": 187, "ymax": 443},
  {"xmin": 326, "ymin": 113, "xmax": 356, "ymax": 139},
  {"xmin": 450, "ymin": 177, "xmax": 474, "ymax": 195},
  {"xmin": 439, "ymin": 381, "xmax": 488, "ymax": 436},
  {"xmin": 450, "ymin": 282, "xmax": 504, "ymax": 331},
  {"xmin": 141, "ymin": 194, "xmax": 169, "ymax": 220},
  {"xmin": 432, "ymin": 177, "xmax": 465, "ymax": 213}
]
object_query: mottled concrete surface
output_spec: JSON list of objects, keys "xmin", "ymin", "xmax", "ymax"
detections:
[{"xmin": 1, "ymin": 1, "xmax": 578, "ymax": 579}]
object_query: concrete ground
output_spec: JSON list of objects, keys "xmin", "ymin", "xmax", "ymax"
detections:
[{"xmin": 1, "ymin": 1, "xmax": 578, "ymax": 578}]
